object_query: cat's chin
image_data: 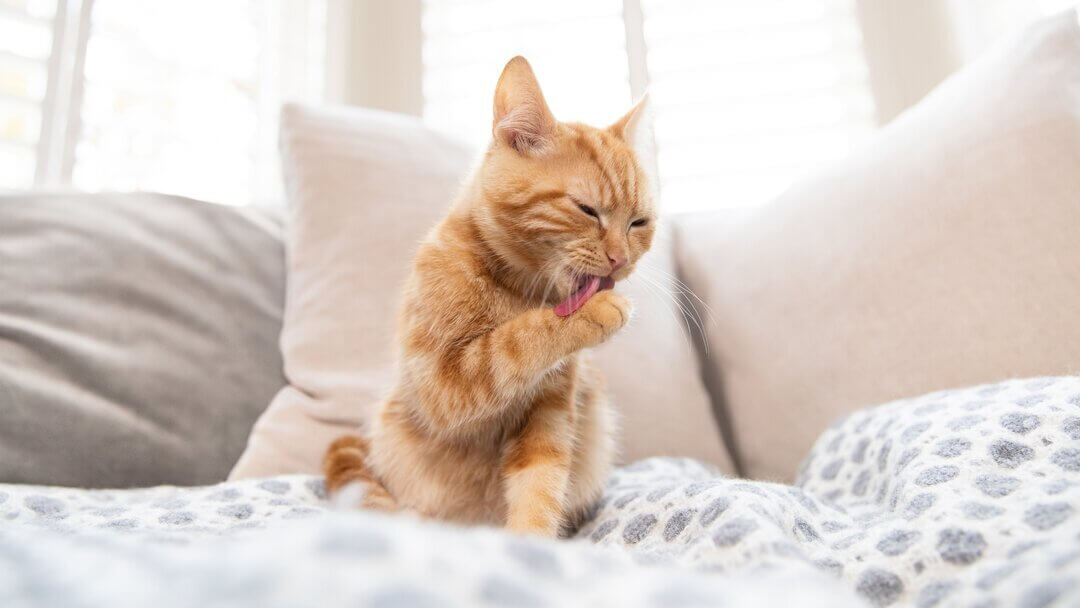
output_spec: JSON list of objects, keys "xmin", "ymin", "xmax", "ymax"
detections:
[{"xmin": 554, "ymin": 275, "xmax": 615, "ymax": 317}]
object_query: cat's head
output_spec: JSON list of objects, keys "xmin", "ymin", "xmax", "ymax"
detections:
[{"xmin": 474, "ymin": 56, "xmax": 657, "ymax": 314}]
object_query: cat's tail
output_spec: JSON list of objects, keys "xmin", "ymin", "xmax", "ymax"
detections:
[{"xmin": 322, "ymin": 435, "xmax": 399, "ymax": 512}]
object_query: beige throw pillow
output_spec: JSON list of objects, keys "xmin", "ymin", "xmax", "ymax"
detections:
[
  {"xmin": 230, "ymin": 103, "xmax": 733, "ymax": 479},
  {"xmin": 675, "ymin": 11, "xmax": 1080, "ymax": 482}
]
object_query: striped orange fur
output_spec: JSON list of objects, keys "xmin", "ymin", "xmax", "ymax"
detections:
[{"xmin": 323, "ymin": 56, "xmax": 656, "ymax": 537}]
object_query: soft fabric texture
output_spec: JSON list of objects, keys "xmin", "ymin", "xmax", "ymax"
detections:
[
  {"xmin": 675, "ymin": 11, "xmax": 1080, "ymax": 480},
  {"xmin": 231, "ymin": 103, "xmax": 732, "ymax": 479},
  {"xmin": 0, "ymin": 504, "xmax": 853, "ymax": 608},
  {"xmin": 0, "ymin": 193, "xmax": 285, "ymax": 487},
  {"xmin": 4, "ymin": 376, "xmax": 1077, "ymax": 607},
  {"xmin": 585, "ymin": 377, "xmax": 1080, "ymax": 607}
]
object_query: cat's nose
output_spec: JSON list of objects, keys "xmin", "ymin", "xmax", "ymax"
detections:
[{"xmin": 607, "ymin": 253, "xmax": 627, "ymax": 272}]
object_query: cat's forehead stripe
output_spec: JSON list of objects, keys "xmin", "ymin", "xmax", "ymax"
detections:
[
  {"xmin": 570, "ymin": 128, "xmax": 635, "ymax": 211},
  {"xmin": 569, "ymin": 131, "xmax": 615, "ymax": 204},
  {"xmin": 525, "ymin": 189, "xmax": 566, "ymax": 207}
]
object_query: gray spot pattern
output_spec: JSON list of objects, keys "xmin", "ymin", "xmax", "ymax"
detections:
[
  {"xmin": 1023, "ymin": 503, "xmax": 1072, "ymax": 531},
  {"xmin": 937, "ymin": 528, "xmax": 986, "ymax": 565},
  {"xmin": 989, "ymin": 440, "xmax": 1035, "ymax": 469},
  {"xmin": 948, "ymin": 415, "xmax": 983, "ymax": 431},
  {"xmin": 856, "ymin": 568, "xmax": 904, "ymax": 607},
  {"xmin": 24, "ymin": 496, "xmax": 65, "ymax": 518},
  {"xmin": 903, "ymin": 494, "xmax": 936, "ymax": 520},
  {"xmin": 902, "ymin": 421, "xmax": 932, "ymax": 443},
  {"xmin": 1063, "ymin": 417, "xmax": 1080, "ymax": 440},
  {"xmin": 877, "ymin": 440, "xmax": 892, "ymax": 473},
  {"xmin": 961, "ymin": 502, "xmax": 1005, "ymax": 520},
  {"xmin": 915, "ymin": 465, "xmax": 959, "ymax": 486},
  {"xmin": 1001, "ymin": 412, "xmax": 1040, "ymax": 434},
  {"xmin": 916, "ymin": 581, "xmax": 958, "ymax": 608},
  {"xmin": 876, "ymin": 530, "xmax": 921, "ymax": 556},
  {"xmin": 257, "ymin": 480, "xmax": 290, "ymax": 495},
  {"xmin": 590, "ymin": 519, "xmax": 617, "ymax": 542},
  {"xmin": 933, "ymin": 438, "xmax": 971, "ymax": 458},
  {"xmin": 975, "ymin": 474, "xmax": 1021, "ymax": 498},
  {"xmin": 712, "ymin": 518, "xmax": 757, "ymax": 547},
  {"xmin": 895, "ymin": 448, "xmax": 920, "ymax": 474},
  {"xmin": 821, "ymin": 459, "xmax": 843, "ymax": 480},
  {"xmin": 852, "ymin": 470, "xmax": 871, "ymax": 496},
  {"xmin": 852, "ymin": 438, "xmax": 870, "ymax": 463},
  {"xmin": 622, "ymin": 514, "xmax": 657, "ymax": 544},
  {"xmin": 1051, "ymin": 448, "xmax": 1080, "ymax": 472},
  {"xmin": 699, "ymin": 496, "xmax": 730, "ymax": 526},
  {"xmin": 217, "ymin": 504, "xmax": 254, "ymax": 520},
  {"xmin": 663, "ymin": 509, "xmax": 694, "ymax": 542},
  {"xmin": 158, "ymin": 511, "xmax": 196, "ymax": 525}
]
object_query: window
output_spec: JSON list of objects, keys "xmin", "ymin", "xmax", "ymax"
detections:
[
  {"xmin": 0, "ymin": 0, "xmax": 60, "ymax": 190},
  {"xmin": 420, "ymin": 0, "xmax": 876, "ymax": 214},
  {"xmin": 74, "ymin": 0, "xmax": 328, "ymax": 205},
  {"xmin": 421, "ymin": 0, "xmax": 633, "ymax": 151},
  {"xmin": 7, "ymin": 2, "xmax": 1075, "ymax": 209},
  {"xmin": 1, "ymin": 0, "xmax": 328, "ymax": 205},
  {"xmin": 640, "ymin": 0, "xmax": 876, "ymax": 212}
]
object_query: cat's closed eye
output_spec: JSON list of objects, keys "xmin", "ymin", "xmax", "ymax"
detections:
[
  {"xmin": 576, "ymin": 202, "xmax": 600, "ymax": 220},
  {"xmin": 630, "ymin": 218, "xmax": 648, "ymax": 228}
]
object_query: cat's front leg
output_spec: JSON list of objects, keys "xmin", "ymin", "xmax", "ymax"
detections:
[
  {"xmin": 410, "ymin": 291, "xmax": 632, "ymax": 437},
  {"xmin": 501, "ymin": 365, "xmax": 577, "ymax": 537},
  {"xmin": 498, "ymin": 288, "xmax": 629, "ymax": 537}
]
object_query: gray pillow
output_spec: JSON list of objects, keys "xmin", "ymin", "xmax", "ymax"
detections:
[{"xmin": 0, "ymin": 192, "xmax": 286, "ymax": 487}]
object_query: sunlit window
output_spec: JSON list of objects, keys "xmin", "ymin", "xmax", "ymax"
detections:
[
  {"xmin": 2, "ymin": 0, "xmax": 1073, "ymax": 209},
  {"xmin": 0, "ymin": 0, "xmax": 57, "ymax": 189},
  {"xmin": 641, "ymin": 0, "xmax": 876, "ymax": 213},
  {"xmin": 421, "ymin": 0, "xmax": 633, "ymax": 151},
  {"xmin": 74, "ymin": 0, "xmax": 328, "ymax": 205},
  {"xmin": 420, "ymin": 0, "xmax": 877, "ymax": 214}
]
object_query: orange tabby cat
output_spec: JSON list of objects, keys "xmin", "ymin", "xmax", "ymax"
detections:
[{"xmin": 323, "ymin": 56, "xmax": 656, "ymax": 537}]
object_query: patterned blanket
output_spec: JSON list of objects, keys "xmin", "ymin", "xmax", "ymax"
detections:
[{"xmin": 2, "ymin": 377, "xmax": 1078, "ymax": 607}]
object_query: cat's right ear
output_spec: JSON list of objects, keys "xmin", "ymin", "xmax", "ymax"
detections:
[{"xmin": 493, "ymin": 56, "xmax": 556, "ymax": 155}]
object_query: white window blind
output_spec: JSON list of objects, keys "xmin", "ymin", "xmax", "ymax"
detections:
[
  {"xmin": 73, "ymin": 0, "xmax": 328, "ymax": 206},
  {"xmin": 0, "ymin": 0, "xmax": 58, "ymax": 189},
  {"xmin": 421, "ymin": 0, "xmax": 633, "ymax": 151},
  {"xmin": 640, "ymin": 0, "xmax": 876, "ymax": 213},
  {"xmin": 0, "ymin": 0, "xmax": 328, "ymax": 204}
]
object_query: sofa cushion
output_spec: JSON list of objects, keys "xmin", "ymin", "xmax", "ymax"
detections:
[
  {"xmin": 0, "ymin": 193, "xmax": 286, "ymax": 486},
  {"xmin": 675, "ymin": 11, "xmax": 1080, "ymax": 481},
  {"xmin": 229, "ymin": 103, "xmax": 734, "ymax": 479}
]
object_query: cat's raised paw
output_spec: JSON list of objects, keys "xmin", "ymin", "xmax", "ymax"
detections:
[{"xmin": 578, "ymin": 290, "xmax": 632, "ymax": 343}]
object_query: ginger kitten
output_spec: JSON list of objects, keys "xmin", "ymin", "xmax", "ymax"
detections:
[{"xmin": 323, "ymin": 56, "xmax": 656, "ymax": 537}]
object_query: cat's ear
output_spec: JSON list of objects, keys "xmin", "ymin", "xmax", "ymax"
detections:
[
  {"xmin": 609, "ymin": 93, "xmax": 651, "ymax": 148},
  {"xmin": 493, "ymin": 56, "xmax": 556, "ymax": 155},
  {"xmin": 610, "ymin": 94, "xmax": 656, "ymax": 173}
]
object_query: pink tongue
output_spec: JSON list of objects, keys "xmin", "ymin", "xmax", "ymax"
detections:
[{"xmin": 554, "ymin": 276, "xmax": 601, "ymax": 317}]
